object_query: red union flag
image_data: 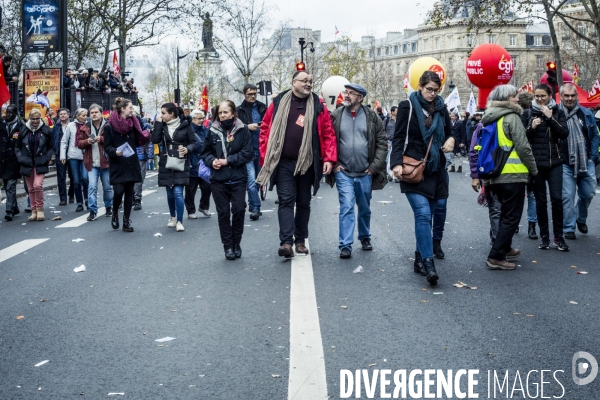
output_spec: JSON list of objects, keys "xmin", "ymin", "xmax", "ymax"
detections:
[
  {"xmin": 0, "ymin": 57, "xmax": 11, "ymax": 107},
  {"xmin": 588, "ymin": 78, "xmax": 600, "ymax": 101},
  {"xmin": 112, "ymin": 51, "xmax": 120, "ymax": 75},
  {"xmin": 403, "ymin": 73, "xmax": 409, "ymax": 93},
  {"xmin": 518, "ymin": 81, "xmax": 534, "ymax": 94},
  {"xmin": 200, "ymin": 85, "xmax": 209, "ymax": 112}
]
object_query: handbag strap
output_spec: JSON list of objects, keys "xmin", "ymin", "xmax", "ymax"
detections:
[{"xmin": 407, "ymin": 99, "xmax": 434, "ymax": 160}]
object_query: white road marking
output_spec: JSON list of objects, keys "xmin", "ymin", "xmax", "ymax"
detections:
[
  {"xmin": 55, "ymin": 190, "xmax": 157, "ymax": 228},
  {"xmin": 0, "ymin": 239, "xmax": 49, "ymax": 264},
  {"xmin": 288, "ymin": 239, "xmax": 328, "ymax": 399}
]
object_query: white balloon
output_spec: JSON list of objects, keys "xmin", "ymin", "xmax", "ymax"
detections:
[{"xmin": 321, "ymin": 76, "xmax": 350, "ymax": 112}]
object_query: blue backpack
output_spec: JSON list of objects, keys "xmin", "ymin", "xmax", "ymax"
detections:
[{"xmin": 475, "ymin": 116, "xmax": 513, "ymax": 179}]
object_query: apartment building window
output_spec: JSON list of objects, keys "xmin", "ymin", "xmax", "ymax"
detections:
[
  {"xmin": 435, "ymin": 37, "xmax": 440, "ymax": 49},
  {"xmin": 467, "ymin": 34, "xmax": 473, "ymax": 46},
  {"xmin": 535, "ymin": 36, "xmax": 541, "ymax": 46},
  {"xmin": 412, "ymin": 42, "xmax": 417, "ymax": 53},
  {"xmin": 448, "ymin": 36, "xmax": 453, "ymax": 48},
  {"xmin": 509, "ymin": 35, "xmax": 516, "ymax": 46},
  {"xmin": 423, "ymin": 39, "xmax": 428, "ymax": 51},
  {"xmin": 394, "ymin": 45, "xmax": 399, "ymax": 54},
  {"xmin": 536, "ymin": 55, "xmax": 543, "ymax": 68},
  {"xmin": 488, "ymin": 35, "xmax": 495, "ymax": 44},
  {"xmin": 397, "ymin": 63, "xmax": 401, "ymax": 74},
  {"xmin": 385, "ymin": 46, "xmax": 389, "ymax": 55},
  {"xmin": 377, "ymin": 48, "xmax": 381, "ymax": 56}
]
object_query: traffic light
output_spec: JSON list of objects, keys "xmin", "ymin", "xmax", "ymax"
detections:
[
  {"xmin": 546, "ymin": 61, "xmax": 557, "ymax": 86},
  {"xmin": 296, "ymin": 61, "xmax": 306, "ymax": 72}
]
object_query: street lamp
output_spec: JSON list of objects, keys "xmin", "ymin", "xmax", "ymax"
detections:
[
  {"xmin": 175, "ymin": 47, "xmax": 192, "ymax": 104},
  {"xmin": 448, "ymin": 80, "xmax": 456, "ymax": 93},
  {"xmin": 298, "ymin": 37, "xmax": 315, "ymax": 64}
]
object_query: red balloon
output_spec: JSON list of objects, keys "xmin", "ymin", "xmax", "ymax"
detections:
[
  {"xmin": 466, "ymin": 44, "xmax": 514, "ymax": 109},
  {"xmin": 540, "ymin": 69, "xmax": 574, "ymax": 85}
]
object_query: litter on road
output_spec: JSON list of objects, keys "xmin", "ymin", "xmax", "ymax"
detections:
[
  {"xmin": 72, "ymin": 238, "xmax": 85, "ymax": 242},
  {"xmin": 353, "ymin": 265, "xmax": 364, "ymax": 274},
  {"xmin": 154, "ymin": 233, "xmax": 162, "ymax": 237},
  {"xmin": 155, "ymin": 337, "xmax": 176, "ymax": 342},
  {"xmin": 34, "ymin": 360, "xmax": 49, "ymax": 367},
  {"xmin": 73, "ymin": 265, "xmax": 86, "ymax": 273}
]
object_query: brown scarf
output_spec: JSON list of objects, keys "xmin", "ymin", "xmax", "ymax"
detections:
[{"xmin": 256, "ymin": 91, "xmax": 314, "ymax": 186}]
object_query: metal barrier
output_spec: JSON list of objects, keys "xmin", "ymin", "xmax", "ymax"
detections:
[{"xmin": 68, "ymin": 89, "xmax": 139, "ymax": 115}]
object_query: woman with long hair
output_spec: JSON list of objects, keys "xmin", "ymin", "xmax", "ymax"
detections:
[
  {"xmin": 523, "ymin": 83, "xmax": 569, "ymax": 250},
  {"xmin": 390, "ymin": 71, "xmax": 454, "ymax": 286},
  {"xmin": 15, "ymin": 109, "xmax": 54, "ymax": 221},
  {"xmin": 151, "ymin": 102, "xmax": 197, "ymax": 231},
  {"xmin": 201, "ymin": 100, "xmax": 253, "ymax": 260},
  {"xmin": 103, "ymin": 98, "xmax": 150, "ymax": 232}
]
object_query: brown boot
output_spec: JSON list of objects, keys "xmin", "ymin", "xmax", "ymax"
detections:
[
  {"xmin": 486, "ymin": 258, "xmax": 516, "ymax": 270},
  {"xmin": 457, "ymin": 165, "xmax": 462, "ymax": 173},
  {"xmin": 36, "ymin": 207, "xmax": 45, "ymax": 221},
  {"xmin": 278, "ymin": 244, "xmax": 294, "ymax": 258},
  {"xmin": 28, "ymin": 208, "xmax": 38, "ymax": 221},
  {"xmin": 448, "ymin": 166, "xmax": 455, "ymax": 172}
]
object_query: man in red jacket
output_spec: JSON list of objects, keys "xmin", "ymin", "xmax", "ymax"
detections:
[{"xmin": 256, "ymin": 71, "xmax": 337, "ymax": 258}]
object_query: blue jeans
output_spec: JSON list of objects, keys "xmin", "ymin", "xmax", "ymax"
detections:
[
  {"xmin": 246, "ymin": 155, "xmax": 261, "ymax": 212},
  {"xmin": 405, "ymin": 192, "xmax": 438, "ymax": 259},
  {"xmin": 68, "ymin": 159, "xmax": 89, "ymax": 205},
  {"xmin": 166, "ymin": 185, "xmax": 185, "ymax": 222},
  {"xmin": 563, "ymin": 161, "xmax": 596, "ymax": 233},
  {"xmin": 335, "ymin": 171, "xmax": 372, "ymax": 251},
  {"xmin": 527, "ymin": 189, "xmax": 537, "ymax": 223},
  {"xmin": 87, "ymin": 167, "xmax": 113, "ymax": 213}
]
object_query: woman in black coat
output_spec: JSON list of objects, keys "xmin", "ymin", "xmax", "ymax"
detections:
[
  {"xmin": 0, "ymin": 104, "xmax": 23, "ymax": 220},
  {"xmin": 151, "ymin": 102, "xmax": 197, "ymax": 232},
  {"xmin": 390, "ymin": 71, "xmax": 454, "ymax": 286},
  {"xmin": 15, "ymin": 109, "xmax": 54, "ymax": 221},
  {"xmin": 201, "ymin": 100, "xmax": 253, "ymax": 260},
  {"xmin": 522, "ymin": 83, "xmax": 569, "ymax": 250},
  {"xmin": 104, "ymin": 97, "xmax": 150, "ymax": 232}
]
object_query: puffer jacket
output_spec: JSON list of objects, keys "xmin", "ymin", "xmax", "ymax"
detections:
[
  {"xmin": 15, "ymin": 119, "xmax": 54, "ymax": 176},
  {"xmin": 479, "ymin": 101, "xmax": 538, "ymax": 185},
  {"xmin": 201, "ymin": 118, "xmax": 253, "ymax": 183},
  {"xmin": 522, "ymin": 105, "xmax": 569, "ymax": 168},
  {"xmin": 151, "ymin": 116, "xmax": 197, "ymax": 187}
]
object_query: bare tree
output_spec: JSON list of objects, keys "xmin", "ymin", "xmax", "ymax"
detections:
[{"xmin": 323, "ymin": 36, "xmax": 367, "ymax": 82}]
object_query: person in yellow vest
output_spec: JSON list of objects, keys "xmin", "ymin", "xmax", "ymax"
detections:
[{"xmin": 479, "ymin": 85, "xmax": 538, "ymax": 270}]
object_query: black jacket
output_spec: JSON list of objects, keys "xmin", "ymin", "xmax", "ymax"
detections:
[
  {"xmin": 15, "ymin": 121, "xmax": 54, "ymax": 177},
  {"xmin": 522, "ymin": 106, "xmax": 569, "ymax": 168},
  {"xmin": 103, "ymin": 123, "xmax": 143, "ymax": 184},
  {"xmin": 201, "ymin": 118, "xmax": 253, "ymax": 184},
  {"xmin": 0, "ymin": 118, "xmax": 24, "ymax": 180},
  {"xmin": 237, "ymin": 100, "xmax": 267, "ymax": 125},
  {"xmin": 450, "ymin": 118, "xmax": 466, "ymax": 154},
  {"xmin": 390, "ymin": 99, "xmax": 452, "ymax": 199},
  {"xmin": 151, "ymin": 116, "xmax": 197, "ymax": 187}
]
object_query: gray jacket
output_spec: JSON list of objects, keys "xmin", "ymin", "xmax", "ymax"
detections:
[
  {"xmin": 328, "ymin": 104, "xmax": 388, "ymax": 190},
  {"xmin": 60, "ymin": 121, "xmax": 84, "ymax": 160}
]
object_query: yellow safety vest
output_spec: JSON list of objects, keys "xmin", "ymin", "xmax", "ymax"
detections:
[{"xmin": 497, "ymin": 116, "xmax": 529, "ymax": 175}]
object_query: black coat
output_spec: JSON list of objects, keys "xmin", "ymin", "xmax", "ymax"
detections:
[
  {"xmin": 0, "ymin": 118, "xmax": 24, "ymax": 180},
  {"xmin": 201, "ymin": 119, "xmax": 253, "ymax": 184},
  {"xmin": 522, "ymin": 106, "xmax": 569, "ymax": 168},
  {"xmin": 151, "ymin": 117, "xmax": 197, "ymax": 187},
  {"xmin": 102, "ymin": 123, "xmax": 143, "ymax": 184},
  {"xmin": 450, "ymin": 118, "xmax": 466, "ymax": 154},
  {"xmin": 390, "ymin": 99, "xmax": 452, "ymax": 199},
  {"xmin": 15, "ymin": 122, "xmax": 54, "ymax": 177}
]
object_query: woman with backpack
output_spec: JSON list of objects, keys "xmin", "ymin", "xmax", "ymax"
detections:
[
  {"xmin": 477, "ymin": 85, "xmax": 538, "ymax": 270},
  {"xmin": 523, "ymin": 83, "xmax": 569, "ymax": 251},
  {"xmin": 390, "ymin": 71, "xmax": 454, "ymax": 286}
]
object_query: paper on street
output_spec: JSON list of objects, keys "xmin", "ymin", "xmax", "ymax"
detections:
[
  {"xmin": 155, "ymin": 337, "xmax": 176, "ymax": 342},
  {"xmin": 74, "ymin": 265, "xmax": 86, "ymax": 273},
  {"xmin": 34, "ymin": 360, "xmax": 49, "ymax": 367},
  {"xmin": 72, "ymin": 238, "xmax": 85, "ymax": 242},
  {"xmin": 117, "ymin": 142, "xmax": 135, "ymax": 157}
]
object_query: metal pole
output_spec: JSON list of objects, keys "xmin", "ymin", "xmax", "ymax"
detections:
[
  {"xmin": 61, "ymin": 0, "xmax": 68, "ymax": 108},
  {"xmin": 176, "ymin": 47, "xmax": 180, "ymax": 103}
]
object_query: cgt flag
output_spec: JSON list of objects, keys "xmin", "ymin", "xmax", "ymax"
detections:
[
  {"xmin": 200, "ymin": 85, "xmax": 209, "ymax": 112},
  {"xmin": 0, "ymin": 57, "xmax": 11, "ymax": 107},
  {"xmin": 588, "ymin": 78, "xmax": 600, "ymax": 101},
  {"xmin": 112, "ymin": 51, "xmax": 120, "ymax": 75},
  {"xmin": 574, "ymin": 63, "xmax": 579, "ymax": 84}
]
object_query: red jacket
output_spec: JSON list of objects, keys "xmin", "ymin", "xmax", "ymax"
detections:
[
  {"xmin": 76, "ymin": 121, "xmax": 110, "ymax": 170},
  {"xmin": 259, "ymin": 92, "xmax": 337, "ymax": 167}
]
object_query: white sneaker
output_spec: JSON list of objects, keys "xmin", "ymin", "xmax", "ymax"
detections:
[
  {"xmin": 188, "ymin": 213, "xmax": 197, "ymax": 219},
  {"xmin": 176, "ymin": 221, "xmax": 185, "ymax": 232},
  {"xmin": 199, "ymin": 209, "xmax": 211, "ymax": 217},
  {"xmin": 167, "ymin": 217, "xmax": 177, "ymax": 228}
]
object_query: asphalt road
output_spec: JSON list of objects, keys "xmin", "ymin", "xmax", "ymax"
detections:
[{"xmin": 0, "ymin": 166, "xmax": 599, "ymax": 399}]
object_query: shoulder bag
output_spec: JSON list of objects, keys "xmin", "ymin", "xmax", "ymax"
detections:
[
  {"xmin": 163, "ymin": 127, "xmax": 186, "ymax": 172},
  {"xmin": 400, "ymin": 100, "xmax": 434, "ymax": 183}
]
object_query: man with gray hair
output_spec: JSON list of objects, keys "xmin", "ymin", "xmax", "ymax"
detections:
[
  {"xmin": 558, "ymin": 83, "xmax": 599, "ymax": 240},
  {"xmin": 76, "ymin": 104, "xmax": 113, "ymax": 220},
  {"xmin": 329, "ymin": 83, "xmax": 387, "ymax": 258}
]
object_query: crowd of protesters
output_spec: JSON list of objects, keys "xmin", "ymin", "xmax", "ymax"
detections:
[{"xmin": 1, "ymin": 70, "xmax": 599, "ymax": 289}]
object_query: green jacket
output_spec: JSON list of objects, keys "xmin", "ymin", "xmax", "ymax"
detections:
[
  {"xmin": 327, "ymin": 104, "xmax": 388, "ymax": 190},
  {"xmin": 480, "ymin": 101, "xmax": 538, "ymax": 185}
]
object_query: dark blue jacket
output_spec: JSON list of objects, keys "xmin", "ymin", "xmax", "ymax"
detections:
[
  {"xmin": 52, "ymin": 121, "xmax": 71, "ymax": 156},
  {"xmin": 559, "ymin": 106, "xmax": 599, "ymax": 162},
  {"xmin": 188, "ymin": 133, "xmax": 203, "ymax": 178},
  {"xmin": 192, "ymin": 122, "xmax": 207, "ymax": 143}
]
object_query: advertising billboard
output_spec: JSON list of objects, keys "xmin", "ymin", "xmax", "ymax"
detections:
[
  {"xmin": 22, "ymin": 0, "xmax": 61, "ymax": 53},
  {"xmin": 23, "ymin": 69, "xmax": 62, "ymax": 118}
]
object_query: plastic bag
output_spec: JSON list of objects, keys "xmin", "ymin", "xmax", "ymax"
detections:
[{"xmin": 198, "ymin": 159, "xmax": 211, "ymax": 182}]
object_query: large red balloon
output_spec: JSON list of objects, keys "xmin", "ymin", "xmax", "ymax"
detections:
[
  {"xmin": 540, "ymin": 69, "xmax": 574, "ymax": 86},
  {"xmin": 466, "ymin": 44, "xmax": 514, "ymax": 109}
]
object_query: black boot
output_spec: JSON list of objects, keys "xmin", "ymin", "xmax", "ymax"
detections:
[
  {"xmin": 433, "ymin": 240, "xmax": 445, "ymax": 259},
  {"xmin": 122, "ymin": 216, "xmax": 134, "ymax": 232},
  {"xmin": 414, "ymin": 251, "xmax": 426, "ymax": 275},
  {"xmin": 234, "ymin": 244, "xmax": 242, "ymax": 258},
  {"xmin": 111, "ymin": 210, "xmax": 119, "ymax": 229},
  {"xmin": 423, "ymin": 258, "xmax": 439, "ymax": 286},
  {"xmin": 528, "ymin": 222, "xmax": 538, "ymax": 240},
  {"xmin": 225, "ymin": 246, "xmax": 236, "ymax": 260}
]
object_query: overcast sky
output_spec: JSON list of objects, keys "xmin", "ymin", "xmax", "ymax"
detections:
[{"xmin": 265, "ymin": 0, "xmax": 438, "ymax": 42}]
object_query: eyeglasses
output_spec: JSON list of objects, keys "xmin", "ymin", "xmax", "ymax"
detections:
[
  {"xmin": 294, "ymin": 79, "xmax": 313, "ymax": 86},
  {"xmin": 245, "ymin": 92, "xmax": 257, "ymax": 97},
  {"xmin": 342, "ymin": 90, "xmax": 361, "ymax": 97},
  {"xmin": 30, "ymin": 118, "xmax": 41, "ymax": 121},
  {"xmin": 423, "ymin": 86, "xmax": 440, "ymax": 93}
]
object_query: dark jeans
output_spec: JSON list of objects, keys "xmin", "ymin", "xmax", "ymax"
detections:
[
  {"xmin": 488, "ymin": 183, "xmax": 526, "ymax": 260},
  {"xmin": 113, "ymin": 182, "xmax": 135, "ymax": 219},
  {"xmin": 2, "ymin": 179, "xmax": 17, "ymax": 216},
  {"xmin": 68, "ymin": 159, "xmax": 88, "ymax": 205},
  {"xmin": 185, "ymin": 176, "xmax": 212, "ymax": 213},
  {"xmin": 534, "ymin": 165, "xmax": 563, "ymax": 237},
  {"xmin": 56, "ymin": 161, "xmax": 68, "ymax": 202},
  {"xmin": 432, "ymin": 170, "xmax": 448, "ymax": 241},
  {"xmin": 211, "ymin": 182, "xmax": 246, "ymax": 248},
  {"xmin": 133, "ymin": 160, "xmax": 146, "ymax": 203},
  {"xmin": 275, "ymin": 159, "xmax": 314, "ymax": 246}
]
